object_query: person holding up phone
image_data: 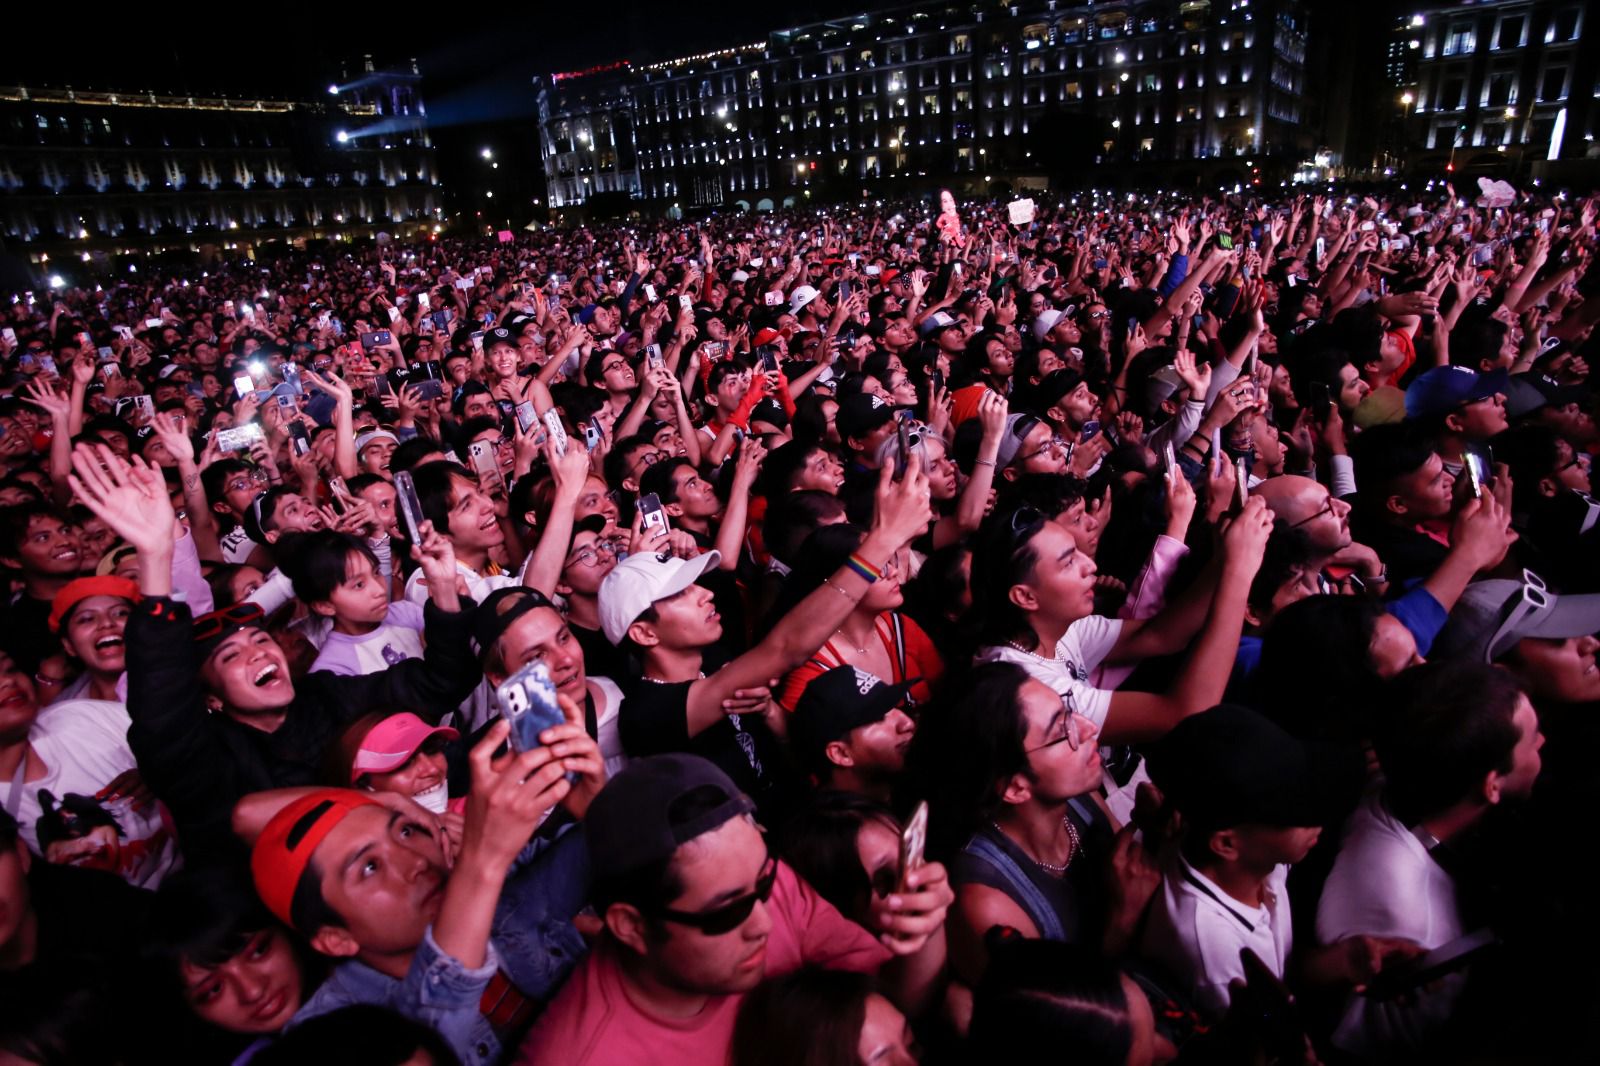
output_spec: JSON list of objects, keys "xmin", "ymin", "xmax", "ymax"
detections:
[{"xmin": 64, "ymin": 443, "xmax": 483, "ymax": 856}]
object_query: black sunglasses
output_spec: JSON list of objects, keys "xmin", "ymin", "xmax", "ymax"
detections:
[{"xmin": 653, "ymin": 856, "xmax": 778, "ymax": 935}]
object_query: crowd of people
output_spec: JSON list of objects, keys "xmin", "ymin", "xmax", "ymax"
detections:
[{"xmin": 0, "ymin": 177, "xmax": 1596, "ymax": 1065}]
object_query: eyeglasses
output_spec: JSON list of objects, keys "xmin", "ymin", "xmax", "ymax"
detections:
[
  {"xmin": 1016, "ymin": 437, "xmax": 1069, "ymax": 463},
  {"xmin": 568, "ymin": 537, "xmax": 625, "ymax": 568},
  {"xmin": 191, "ymin": 602, "xmax": 267, "ymax": 645},
  {"xmin": 1287, "ymin": 495, "xmax": 1339, "ymax": 529},
  {"xmin": 1087, "ymin": 309, "xmax": 1112, "ymax": 320},
  {"xmin": 654, "ymin": 856, "xmax": 779, "ymax": 935},
  {"xmin": 1025, "ymin": 693, "xmax": 1087, "ymax": 753}
]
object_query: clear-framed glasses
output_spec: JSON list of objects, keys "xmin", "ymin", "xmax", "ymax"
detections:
[
  {"xmin": 1017, "ymin": 437, "xmax": 1070, "ymax": 464},
  {"xmin": 1026, "ymin": 691, "xmax": 1085, "ymax": 753},
  {"xmin": 568, "ymin": 536, "xmax": 626, "ymax": 569}
]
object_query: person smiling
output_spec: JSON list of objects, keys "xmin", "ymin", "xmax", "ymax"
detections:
[{"xmin": 64, "ymin": 443, "xmax": 482, "ymax": 855}]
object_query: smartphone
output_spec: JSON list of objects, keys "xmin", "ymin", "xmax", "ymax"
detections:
[
  {"xmin": 542, "ymin": 409, "xmax": 569, "ymax": 456},
  {"xmin": 328, "ymin": 476, "xmax": 351, "ymax": 516},
  {"xmin": 582, "ymin": 422, "xmax": 603, "ymax": 451},
  {"xmin": 930, "ymin": 367, "xmax": 944, "ymax": 397},
  {"xmin": 1364, "ymin": 929, "xmax": 1498, "ymax": 1001},
  {"xmin": 1237, "ymin": 948, "xmax": 1309, "ymax": 1062},
  {"xmin": 1, "ymin": 328, "xmax": 16, "ymax": 345},
  {"xmin": 1235, "ymin": 457, "xmax": 1249, "ymax": 510},
  {"xmin": 393, "ymin": 470, "xmax": 425, "ymax": 544},
  {"xmin": 1079, "ymin": 419, "xmax": 1101, "ymax": 444},
  {"xmin": 1164, "ymin": 442, "xmax": 1177, "ymax": 472},
  {"xmin": 215, "ymin": 423, "xmax": 265, "ymax": 454},
  {"xmin": 144, "ymin": 318, "xmax": 164, "ymax": 329},
  {"xmin": 637, "ymin": 491, "xmax": 670, "ymax": 536},
  {"xmin": 287, "ymin": 421, "xmax": 311, "ymax": 457},
  {"xmin": 643, "ymin": 283, "xmax": 658, "ymax": 302},
  {"xmin": 894, "ymin": 420, "xmax": 911, "ymax": 481},
  {"xmin": 1465, "ymin": 451, "xmax": 1486, "ymax": 498},
  {"xmin": 276, "ymin": 393, "xmax": 297, "ymax": 413},
  {"xmin": 897, "ymin": 801, "xmax": 929, "ymax": 894},
  {"xmin": 757, "ymin": 345, "xmax": 780, "ymax": 373},
  {"xmin": 96, "ymin": 346, "xmax": 115, "ymax": 362},
  {"xmin": 645, "ymin": 343, "xmax": 664, "ymax": 369},
  {"xmin": 1315, "ymin": 236, "xmax": 1327, "ymax": 262},
  {"xmin": 281, "ymin": 363, "xmax": 302, "ymax": 394},
  {"xmin": 468, "ymin": 440, "xmax": 506, "ymax": 495},
  {"xmin": 234, "ymin": 373, "xmax": 255, "ymax": 396},
  {"xmin": 470, "ymin": 331, "xmax": 485, "ymax": 352},
  {"xmin": 1309, "ymin": 380, "xmax": 1334, "ymax": 418},
  {"xmin": 678, "ymin": 295, "xmax": 693, "ymax": 311},
  {"xmin": 417, "ymin": 292, "xmax": 431, "ymax": 312},
  {"xmin": 497, "ymin": 659, "xmax": 568, "ymax": 755},
  {"xmin": 515, "ymin": 400, "xmax": 538, "ymax": 435},
  {"xmin": 359, "ymin": 330, "xmax": 392, "ymax": 348},
  {"xmin": 838, "ymin": 279, "xmax": 851, "ymax": 303}
]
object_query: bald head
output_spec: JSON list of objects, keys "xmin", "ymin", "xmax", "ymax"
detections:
[{"xmin": 1253, "ymin": 474, "xmax": 1352, "ymax": 556}]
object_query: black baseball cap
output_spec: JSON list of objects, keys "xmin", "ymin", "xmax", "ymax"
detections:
[
  {"xmin": 469, "ymin": 586, "xmax": 558, "ymax": 661},
  {"xmin": 482, "ymin": 326, "xmax": 517, "ymax": 352},
  {"xmin": 836, "ymin": 392, "xmax": 896, "ymax": 440},
  {"xmin": 586, "ymin": 754, "xmax": 754, "ymax": 882},
  {"xmin": 791, "ymin": 666, "xmax": 914, "ymax": 772},
  {"xmin": 1145, "ymin": 704, "xmax": 1364, "ymax": 830}
]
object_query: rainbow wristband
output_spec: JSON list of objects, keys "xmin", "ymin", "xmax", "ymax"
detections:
[{"xmin": 845, "ymin": 553, "xmax": 882, "ymax": 583}]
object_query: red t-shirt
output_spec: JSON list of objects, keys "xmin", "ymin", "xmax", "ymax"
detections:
[
  {"xmin": 777, "ymin": 611, "xmax": 943, "ymax": 713},
  {"xmin": 515, "ymin": 862, "xmax": 889, "ymax": 1066}
]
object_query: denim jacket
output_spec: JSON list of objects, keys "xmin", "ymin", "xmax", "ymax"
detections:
[{"xmin": 290, "ymin": 825, "xmax": 591, "ymax": 1065}]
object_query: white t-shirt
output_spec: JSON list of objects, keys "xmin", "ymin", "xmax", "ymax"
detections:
[
  {"xmin": 974, "ymin": 614, "xmax": 1125, "ymax": 728},
  {"xmin": 589, "ymin": 676, "xmax": 628, "ymax": 780},
  {"xmin": 1, "ymin": 699, "xmax": 180, "ymax": 889},
  {"xmin": 311, "ymin": 601, "xmax": 428, "ymax": 676},
  {"xmin": 1316, "ymin": 793, "xmax": 1465, "ymax": 1056},
  {"xmin": 405, "ymin": 561, "xmax": 520, "ymax": 732},
  {"xmin": 220, "ymin": 525, "xmax": 257, "ymax": 564},
  {"xmin": 1141, "ymin": 855, "xmax": 1293, "ymax": 1018}
]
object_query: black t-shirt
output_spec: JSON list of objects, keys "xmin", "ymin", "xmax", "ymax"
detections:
[
  {"xmin": 618, "ymin": 678, "xmax": 796, "ymax": 819},
  {"xmin": 571, "ymin": 622, "xmax": 630, "ymax": 686}
]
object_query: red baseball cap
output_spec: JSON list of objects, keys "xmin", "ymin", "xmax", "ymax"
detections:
[
  {"xmin": 251, "ymin": 790, "xmax": 381, "ymax": 928},
  {"xmin": 752, "ymin": 327, "xmax": 783, "ymax": 347},
  {"xmin": 349, "ymin": 713, "xmax": 459, "ymax": 783},
  {"xmin": 48, "ymin": 575, "xmax": 140, "ymax": 634}
]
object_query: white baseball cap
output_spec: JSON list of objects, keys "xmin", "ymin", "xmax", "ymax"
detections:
[
  {"xmin": 599, "ymin": 549, "xmax": 723, "ymax": 645},
  {"xmin": 1032, "ymin": 308, "xmax": 1064, "ymax": 342},
  {"xmin": 789, "ymin": 285, "xmax": 820, "ymax": 316}
]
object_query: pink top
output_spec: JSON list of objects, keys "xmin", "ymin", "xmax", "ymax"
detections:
[
  {"xmin": 1091, "ymin": 533, "xmax": 1189, "ymax": 691},
  {"xmin": 515, "ymin": 862, "xmax": 890, "ymax": 1066}
]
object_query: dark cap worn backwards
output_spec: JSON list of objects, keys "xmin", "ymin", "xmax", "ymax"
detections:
[{"xmin": 585, "ymin": 754, "xmax": 754, "ymax": 882}]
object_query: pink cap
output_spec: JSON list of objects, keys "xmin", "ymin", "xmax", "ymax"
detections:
[{"xmin": 350, "ymin": 713, "xmax": 458, "ymax": 782}]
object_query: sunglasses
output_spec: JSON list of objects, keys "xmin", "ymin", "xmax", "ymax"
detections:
[
  {"xmin": 1485, "ymin": 569, "xmax": 1551, "ymax": 661},
  {"xmin": 653, "ymin": 856, "xmax": 779, "ymax": 935},
  {"xmin": 192, "ymin": 602, "xmax": 267, "ymax": 644}
]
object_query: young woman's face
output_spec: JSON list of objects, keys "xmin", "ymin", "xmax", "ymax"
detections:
[
  {"xmin": 856, "ymin": 993, "xmax": 920, "ymax": 1066},
  {"xmin": 1510, "ymin": 635, "xmax": 1600, "ymax": 705},
  {"xmin": 320, "ymin": 551, "xmax": 390, "ymax": 627},
  {"xmin": 0, "ymin": 653, "xmax": 40, "ymax": 742},
  {"xmin": 179, "ymin": 928, "xmax": 304, "ymax": 1035},
  {"xmin": 366, "ymin": 741, "xmax": 450, "ymax": 807},
  {"xmin": 61, "ymin": 595, "xmax": 131, "ymax": 677}
]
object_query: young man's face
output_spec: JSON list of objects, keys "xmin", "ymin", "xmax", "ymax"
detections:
[
  {"xmin": 445, "ymin": 479, "xmax": 505, "ymax": 552},
  {"xmin": 562, "ymin": 529, "xmax": 623, "ymax": 598},
  {"xmin": 1055, "ymin": 497, "xmax": 1103, "ymax": 560},
  {"xmin": 576, "ymin": 477, "xmax": 620, "ymax": 529},
  {"xmin": 178, "ymin": 927, "xmax": 303, "ymax": 1035},
  {"xmin": 316, "ymin": 551, "xmax": 390, "ymax": 627},
  {"xmin": 312, "ymin": 804, "xmax": 447, "ymax": 960},
  {"xmin": 462, "ymin": 394, "xmax": 497, "ymax": 422},
  {"xmin": 652, "ymin": 424, "xmax": 687, "ymax": 459},
  {"xmin": 267, "ymin": 494, "xmax": 325, "ymax": 540},
  {"xmin": 489, "ymin": 605, "xmax": 588, "ymax": 703},
  {"xmin": 1454, "ymin": 393, "xmax": 1509, "ymax": 440},
  {"xmin": 1013, "ymin": 422, "xmax": 1069, "ymax": 478},
  {"xmin": 1335, "ymin": 364, "xmax": 1370, "ymax": 412},
  {"xmin": 202, "ymin": 628, "xmax": 294, "ymax": 712},
  {"xmin": 487, "ymin": 343, "xmax": 519, "ymax": 379},
  {"xmin": 1016, "ymin": 677, "xmax": 1102, "ymax": 802},
  {"xmin": 357, "ymin": 480, "xmax": 399, "ymax": 537},
  {"xmin": 61, "ymin": 594, "xmax": 131, "ymax": 677},
  {"xmin": 646, "ymin": 583, "xmax": 723, "ymax": 650},
  {"xmin": 1390, "ymin": 453, "xmax": 1456, "ymax": 522},
  {"xmin": 668, "ymin": 466, "xmax": 720, "ymax": 521},
  {"xmin": 832, "ymin": 708, "xmax": 916, "ymax": 780},
  {"xmin": 360, "ymin": 439, "xmax": 396, "ymax": 476},
  {"xmin": 1228, "ymin": 823, "xmax": 1325, "ymax": 869},
  {"xmin": 632, "ymin": 816, "xmax": 776, "ymax": 997},
  {"xmin": 1021, "ymin": 522, "xmax": 1098, "ymax": 626},
  {"xmin": 10, "ymin": 514, "xmax": 81, "ymax": 577}
]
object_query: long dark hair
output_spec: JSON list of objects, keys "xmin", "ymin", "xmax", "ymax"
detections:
[
  {"xmin": 969, "ymin": 937, "xmax": 1135, "ymax": 1065},
  {"xmin": 731, "ymin": 968, "xmax": 876, "ymax": 1066},
  {"xmin": 1252, "ymin": 595, "xmax": 1387, "ymax": 742},
  {"xmin": 906, "ymin": 661, "xmax": 1031, "ymax": 857}
]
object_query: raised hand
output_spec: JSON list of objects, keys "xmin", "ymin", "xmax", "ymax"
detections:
[
  {"xmin": 67, "ymin": 444, "xmax": 176, "ymax": 558},
  {"xmin": 148, "ymin": 412, "xmax": 195, "ymax": 466}
]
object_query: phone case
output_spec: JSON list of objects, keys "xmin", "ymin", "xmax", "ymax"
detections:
[
  {"xmin": 394, "ymin": 471, "xmax": 425, "ymax": 544},
  {"xmin": 497, "ymin": 660, "xmax": 566, "ymax": 753}
]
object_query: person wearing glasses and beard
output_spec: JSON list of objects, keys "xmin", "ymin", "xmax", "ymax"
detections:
[{"xmin": 516, "ymin": 754, "xmax": 953, "ymax": 1066}]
